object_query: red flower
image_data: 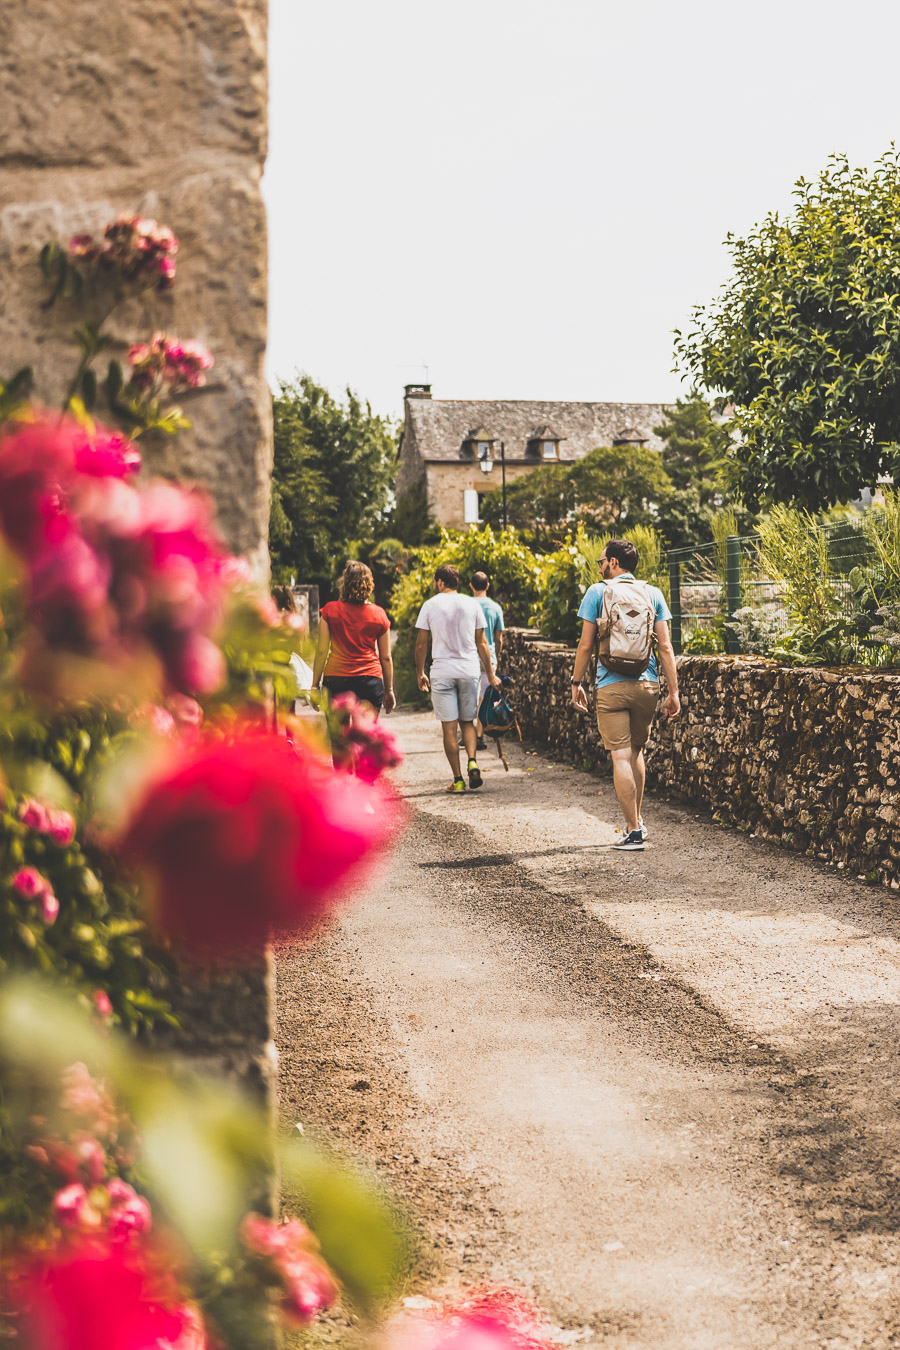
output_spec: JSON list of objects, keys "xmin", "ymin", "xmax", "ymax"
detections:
[
  {"xmin": 390, "ymin": 1291, "xmax": 558, "ymax": 1350},
  {"xmin": 8, "ymin": 1238, "xmax": 204, "ymax": 1350},
  {"xmin": 121, "ymin": 730, "xmax": 394, "ymax": 959}
]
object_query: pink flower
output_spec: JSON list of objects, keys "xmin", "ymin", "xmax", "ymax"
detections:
[
  {"xmin": 219, "ymin": 556, "xmax": 253, "ymax": 588},
  {"xmin": 54, "ymin": 1183, "xmax": 102, "ymax": 1231},
  {"xmin": 59, "ymin": 1063, "xmax": 117, "ymax": 1137},
  {"xmin": 19, "ymin": 799, "xmax": 50, "ymax": 831},
  {"xmin": 9, "ymin": 1237, "xmax": 205, "ymax": 1350},
  {"xmin": 389, "ymin": 1291, "xmax": 558, "ymax": 1350},
  {"xmin": 47, "ymin": 808, "xmax": 76, "ymax": 846},
  {"xmin": 240, "ymin": 1212, "xmax": 316, "ymax": 1258},
  {"xmin": 133, "ymin": 703, "xmax": 178, "ymax": 738},
  {"xmin": 93, "ymin": 990, "xmax": 113, "ymax": 1017},
  {"xmin": 121, "ymin": 729, "xmax": 396, "ymax": 960},
  {"xmin": 106, "ymin": 1179, "xmax": 153, "ymax": 1241},
  {"xmin": 279, "ymin": 1250, "xmax": 338, "ymax": 1323},
  {"xmin": 167, "ymin": 693, "xmax": 204, "ymax": 728},
  {"xmin": 11, "ymin": 866, "xmax": 46, "ymax": 898},
  {"xmin": 41, "ymin": 889, "xmax": 60, "ymax": 924},
  {"xmin": 75, "ymin": 429, "xmax": 141, "ymax": 480},
  {"xmin": 73, "ymin": 1135, "xmax": 107, "ymax": 1185}
]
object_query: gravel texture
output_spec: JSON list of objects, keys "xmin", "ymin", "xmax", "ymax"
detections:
[{"xmin": 277, "ymin": 710, "xmax": 900, "ymax": 1349}]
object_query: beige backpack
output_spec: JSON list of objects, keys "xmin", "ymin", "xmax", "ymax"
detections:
[{"xmin": 596, "ymin": 577, "xmax": 656, "ymax": 676}]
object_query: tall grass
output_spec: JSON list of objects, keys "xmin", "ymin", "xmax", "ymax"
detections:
[
  {"xmin": 757, "ymin": 503, "xmax": 839, "ymax": 636},
  {"xmin": 574, "ymin": 523, "xmax": 669, "ymax": 602}
]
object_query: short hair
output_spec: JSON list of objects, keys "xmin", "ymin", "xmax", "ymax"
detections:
[
  {"xmin": 470, "ymin": 571, "xmax": 489, "ymax": 591},
  {"xmin": 434, "ymin": 564, "xmax": 460, "ymax": 590},
  {"xmin": 604, "ymin": 538, "xmax": 639, "ymax": 572},
  {"xmin": 272, "ymin": 584, "xmax": 298, "ymax": 613},
  {"xmin": 338, "ymin": 560, "xmax": 374, "ymax": 604}
]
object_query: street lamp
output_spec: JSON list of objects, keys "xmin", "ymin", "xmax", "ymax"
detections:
[{"xmin": 477, "ymin": 442, "xmax": 507, "ymax": 529}]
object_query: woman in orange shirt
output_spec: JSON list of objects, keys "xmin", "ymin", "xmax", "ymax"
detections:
[{"xmin": 312, "ymin": 561, "xmax": 395, "ymax": 714}]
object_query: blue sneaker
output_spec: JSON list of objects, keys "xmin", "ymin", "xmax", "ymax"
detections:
[{"xmin": 612, "ymin": 828, "xmax": 645, "ymax": 852}]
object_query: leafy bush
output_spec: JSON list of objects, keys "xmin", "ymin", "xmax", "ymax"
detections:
[
  {"xmin": 725, "ymin": 607, "xmax": 781, "ymax": 656},
  {"xmin": 682, "ymin": 623, "xmax": 725, "ymax": 654},
  {"xmin": 757, "ymin": 504, "xmax": 840, "ymax": 636},
  {"xmin": 530, "ymin": 544, "xmax": 584, "ymax": 645}
]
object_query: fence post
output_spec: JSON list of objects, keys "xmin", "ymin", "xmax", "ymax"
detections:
[
  {"xmin": 668, "ymin": 556, "xmax": 682, "ymax": 655},
  {"xmin": 725, "ymin": 535, "xmax": 741, "ymax": 653}
]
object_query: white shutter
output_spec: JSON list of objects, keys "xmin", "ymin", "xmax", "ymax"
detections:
[{"xmin": 464, "ymin": 488, "xmax": 479, "ymax": 524}]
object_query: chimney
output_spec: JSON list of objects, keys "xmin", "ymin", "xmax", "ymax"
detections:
[{"xmin": 404, "ymin": 383, "xmax": 431, "ymax": 399}]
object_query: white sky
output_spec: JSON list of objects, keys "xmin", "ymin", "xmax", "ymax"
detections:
[{"xmin": 263, "ymin": 0, "xmax": 899, "ymax": 424}]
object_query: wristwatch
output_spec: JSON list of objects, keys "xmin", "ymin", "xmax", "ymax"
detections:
[{"xmin": 570, "ymin": 679, "xmax": 581, "ymax": 685}]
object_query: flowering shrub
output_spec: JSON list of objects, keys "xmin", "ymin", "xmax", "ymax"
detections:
[
  {"xmin": 67, "ymin": 215, "xmax": 179, "ymax": 290},
  {"xmin": 330, "ymin": 693, "xmax": 404, "ymax": 781},
  {"xmin": 0, "ymin": 413, "xmax": 228, "ymax": 696},
  {"xmin": 240, "ymin": 1212, "xmax": 337, "ymax": 1322}
]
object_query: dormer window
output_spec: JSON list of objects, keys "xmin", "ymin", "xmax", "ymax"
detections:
[
  {"xmin": 613, "ymin": 426, "xmax": 649, "ymax": 447},
  {"xmin": 462, "ymin": 425, "xmax": 495, "ymax": 469},
  {"xmin": 527, "ymin": 424, "xmax": 564, "ymax": 461}
]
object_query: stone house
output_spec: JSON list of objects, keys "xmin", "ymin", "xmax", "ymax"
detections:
[{"xmin": 395, "ymin": 385, "xmax": 672, "ymax": 529}]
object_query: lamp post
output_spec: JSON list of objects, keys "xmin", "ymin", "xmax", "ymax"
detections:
[{"xmin": 500, "ymin": 440, "xmax": 507, "ymax": 530}]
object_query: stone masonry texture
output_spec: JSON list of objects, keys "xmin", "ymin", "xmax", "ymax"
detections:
[
  {"xmin": 502, "ymin": 629, "xmax": 900, "ymax": 890},
  {"xmin": 0, "ymin": 0, "xmax": 272, "ymax": 567},
  {"xmin": 0, "ymin": 5, "xmax": 276, "ymax": 1109}
]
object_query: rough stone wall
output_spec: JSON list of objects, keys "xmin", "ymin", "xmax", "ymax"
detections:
[
  {"xmin": 502, "ymin": 629, "xmax": 900, "ymax": 889},
  {"xmin": 0, "ymin": 0, "xmax": 272, "ymax": 566}
]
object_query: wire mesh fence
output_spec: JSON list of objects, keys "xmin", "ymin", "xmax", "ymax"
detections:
[{"xmin": 667, "ymin": 516, "xmax": 876, "ymax": 656}]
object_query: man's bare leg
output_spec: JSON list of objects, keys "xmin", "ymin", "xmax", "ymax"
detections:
[
  {"xmin": 441, "ymin": 721, "xmax": 462, "ymax": 779},
  {"xmin": 610, "ymin": 745, "xmax": 639, "ymax": 834},
  {"xmin": 632, "ymin": 746, "xmax": 646, "ymax": 821},
  {"xmin": 460, "ymin": 721, "xmax": 478, "ymax": 761}
]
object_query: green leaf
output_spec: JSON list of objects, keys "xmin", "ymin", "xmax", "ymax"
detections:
[
  {"xmin": 105, "ymin": 359, "xmax": 124, "ymax": 402},
  {"xmin": 281, "ymin": 1138, "xmax": 405, "ymax": 1316}
]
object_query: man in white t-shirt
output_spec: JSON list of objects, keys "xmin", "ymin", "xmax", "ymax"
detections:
[{"xmin": 415, "ymin": 564, "xmax": 501, "ymax": 793}]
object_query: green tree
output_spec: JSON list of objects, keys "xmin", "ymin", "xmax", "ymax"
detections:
[
  {"xmin": 651, "ymin": 393, "xmax": 754, "ymax": 548},
  {"xmin": 268, "ymin": 374, "xmax": 398, "ymax": 593},
  {"xmin": 677, "ymin": 149, "xmax": 900, "ymax": 510},
  {"xmin": 481, "ymin": 445, "xmax": 671, "ymax": 544}
]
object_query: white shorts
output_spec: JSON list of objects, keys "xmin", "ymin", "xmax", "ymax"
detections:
[{"xmin": 431, "ymin": 676, "xmax": 480, "ymax": 724}]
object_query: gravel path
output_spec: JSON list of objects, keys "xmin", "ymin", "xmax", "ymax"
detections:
[{"xmin": 277, "ymin": 710, "xmax": 900, "ymax": 1349}]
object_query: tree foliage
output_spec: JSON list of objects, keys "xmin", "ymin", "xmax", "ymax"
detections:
[
  {"xmin": 269, "ymin": 375, "xmax": 398, "ymax": 593},
  {"xmin": 480, "ymin": 445, "xmax": 671, "ymax": 545},
  {"xmin": 677, "ymin": 150, "xmax": 900, "ymax": 510}
]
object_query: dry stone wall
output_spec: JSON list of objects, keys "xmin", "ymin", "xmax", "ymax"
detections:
[
  {"xmin": 0, "ymin": 0, "xmax": 272, "ymax": 566},
  {"xmin": 502, "ymin": 628, "xmax": 900, "ymax": 888}
]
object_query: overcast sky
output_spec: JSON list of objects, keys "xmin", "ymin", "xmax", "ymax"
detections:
[{"xmin": 263, "ymin": 0, "xmax": 898, "ymax": 423}]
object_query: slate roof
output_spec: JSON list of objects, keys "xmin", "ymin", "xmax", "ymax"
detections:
[{"xmin": 406, "ymin": 399, "xmax": 670, "ymax": 462}]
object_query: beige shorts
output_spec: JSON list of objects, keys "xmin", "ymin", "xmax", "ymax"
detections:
[{"xmin": 595, "ymin": 680, "xmax": 660, "ymax": 751}]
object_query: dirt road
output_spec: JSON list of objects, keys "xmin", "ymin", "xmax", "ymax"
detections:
[{"xmin": 277, "ymin": 710, "xmax": 900, "ymax": 1349}]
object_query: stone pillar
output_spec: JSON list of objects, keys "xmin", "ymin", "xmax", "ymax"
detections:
[
  {"xmin": 0, "ymin": 4, "xmax": 276, "ymax": 1124},
  {"xmin": 0, "ymin": 0, "xmax": 272, "ymax": 566}
]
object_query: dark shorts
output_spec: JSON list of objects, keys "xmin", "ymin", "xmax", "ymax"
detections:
[{"xmin": 322, "ymin": 674, "xmax": 384, "ymax": 712}]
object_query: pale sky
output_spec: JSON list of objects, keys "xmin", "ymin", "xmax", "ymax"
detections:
[{"xmin": 263, "ymin": 0, "xmax": 899, "ymax": 424}]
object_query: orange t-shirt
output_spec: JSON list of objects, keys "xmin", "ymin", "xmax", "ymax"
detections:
[{"xmin": 321, "ymin": 600, "xmax": 390, "ymax": 678}]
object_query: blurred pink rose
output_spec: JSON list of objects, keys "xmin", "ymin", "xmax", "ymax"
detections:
[
  {"xmin": 47, "ymin": 808, "xmax": 76, "ymax": 846},
  {"xmin": 122, "ymin": 729, "xmax": 396, "ymax": 959},
  {"xmin": 106, "ymin": 1179, "xmax": 153, "ymax": 1241},
  {"xmin": 11, "ymin": 866, "xmax": 46, "ymax": 898},
  {"xmin": 93, "ymin": 990, "xmax": 114, "ymax": 1017},
  {"xmin": 388, "ymin": 1291, "xmax": 557, "ymax": 1350},
  {"xmin": 8, "ymin": 1237, "xmax": 205, "ymax": 1350},
  {"xmin": 54, "ymin": 1183, "xmax": 102, "ymax": 1231},
  {"xmin": 59, "ymin": 1063, "xmax": 117, "ymax": 1137},
  {"xmin": 41, "ymin": 890, "xmax": 60, "ymax": 924},
  {"xmin": 18, "ymin": 799, "xmax": 50, "ymax": 831}
]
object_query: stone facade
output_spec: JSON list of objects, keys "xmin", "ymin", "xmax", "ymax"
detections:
[
  {"xmin": 0, "ymin": 0, "xmax": 272, "ymax": 567},
  {"xmin": 502, "ymin": 629, "xmax": 900, "ymax": 890},
  {"xmin": 398, "ymin": 385, "xmax": 671, "ymax": 529}
]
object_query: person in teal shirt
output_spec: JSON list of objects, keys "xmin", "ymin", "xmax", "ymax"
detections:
[
  {"xmin": 470, "ymin": 571, "xmax": 505, "ymax": 748},
  {"xmin": 570, "ymin": 538, "xmax": 680, "ymax": 851}
]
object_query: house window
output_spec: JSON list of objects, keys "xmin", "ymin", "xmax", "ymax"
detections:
[
  {"xmin": 464, "ymin": 488, "xmax": 480, "ymax": 524},
  {"xmin": 542, "ymin": 440, "xmax": 558, "ymax": 460}
]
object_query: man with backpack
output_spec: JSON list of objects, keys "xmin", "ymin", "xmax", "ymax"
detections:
[{"xmin": 570, "ymin": 538, "xmax": 680, "ymax": 851}]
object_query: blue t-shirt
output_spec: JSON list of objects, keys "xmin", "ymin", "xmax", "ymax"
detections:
[
  {"xmin": 577, "ymin": 574, "xmax": 671, "ymax": 687},
  {"xmin": 476, "ymin": 596, "xmax": 504, "ymax": 661}
]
